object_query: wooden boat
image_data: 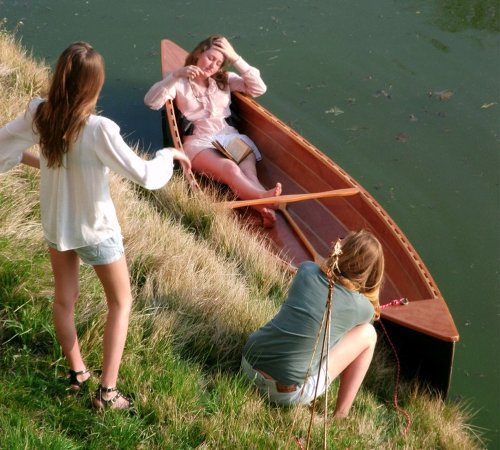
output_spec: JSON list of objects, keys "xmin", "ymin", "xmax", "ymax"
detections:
[{"xmin": 158, "ymin": 39, "xmax": 459, "ymax": 397}]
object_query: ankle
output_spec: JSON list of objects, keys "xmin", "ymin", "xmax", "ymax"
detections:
[{"xmin": 98, "ymin": 385, "xmax": 117, "ymax": 398}]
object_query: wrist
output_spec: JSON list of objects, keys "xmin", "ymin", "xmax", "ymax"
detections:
[{"xmin": 229, "ymin": 54, "xmax": 240, "ymax": 64}]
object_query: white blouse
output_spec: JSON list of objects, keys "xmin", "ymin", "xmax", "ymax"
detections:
[
  {"xmin": 0, "ymin": 98, "xmax": 175, "ymax": 251},
  {"xmin": 144, "ymin": 57, "xmax": 267, "ymax": 161}
]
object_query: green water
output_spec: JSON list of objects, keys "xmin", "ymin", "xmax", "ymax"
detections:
[{"xmin": 2, "ymin": 0, "xmax": 499, "ymax": 446}]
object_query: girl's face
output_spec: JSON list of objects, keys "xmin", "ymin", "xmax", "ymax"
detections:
[{"xmin": 196, "ymin": 47, "xmax": 224, "ymax": 78}]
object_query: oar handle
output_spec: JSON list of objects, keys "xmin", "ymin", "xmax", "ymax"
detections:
[{"xmin": 223, "ymin": 187, "xmax": 360, "ymax": 209}]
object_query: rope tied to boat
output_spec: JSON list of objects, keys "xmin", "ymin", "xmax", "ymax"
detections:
[{"xmin": 381, "ymin": 297, "xmax": 409, "ymax": 309}]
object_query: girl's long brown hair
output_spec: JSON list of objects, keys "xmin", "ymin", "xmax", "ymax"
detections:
[
  {"xmin": 185, "ymin": 35, "xmax": 229, "ymax": 90},
  {"xmin": 33, "ymin": 42, "xmax": 105, "ymax": 168},
  {"xmin": 321, "ymin": 230, "xmax": 385, "ymax": 320}
]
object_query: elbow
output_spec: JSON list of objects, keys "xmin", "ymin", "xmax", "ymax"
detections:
[
  {"xmin": 252, "ymin": 82, "xmax": 267, "ymax": 98},
  {"xmin": 144, "ymin": 96, "xmax": 161, "ymax": 111}
]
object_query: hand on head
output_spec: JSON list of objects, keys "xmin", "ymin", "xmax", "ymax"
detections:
[{"xmin": 211, "ymin": 37, "xmax": 239, "ymax": 64}]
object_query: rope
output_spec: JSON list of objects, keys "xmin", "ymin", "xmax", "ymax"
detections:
[
  {"xmin": 304, "ymin": 277, "xmax": 333, "ymax": 450},
  {"xmin": 378, "ymin": 298, "xmax": 412, "ymax": 435},
  {"xmin": 284, "ymin": 295, "xmax": 329, "ymax": 449},
  {"xmin": 380, "ymin": 297, "xmax": 409, "ymax": 309}
]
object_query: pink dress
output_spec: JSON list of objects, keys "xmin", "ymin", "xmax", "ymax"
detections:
[{"xmin": 144, "ymin": 57, "xmax": 267, "ymax": 161}]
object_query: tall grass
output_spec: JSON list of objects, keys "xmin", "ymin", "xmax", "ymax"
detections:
[{"xmin": 0, "ymin": 25, "xmax": 485, "ymax": 449}]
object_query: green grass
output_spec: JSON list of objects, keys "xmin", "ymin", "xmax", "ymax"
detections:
[{"xmin": 0, "ymin": 25, "xmax": 485, "ymax": 449}]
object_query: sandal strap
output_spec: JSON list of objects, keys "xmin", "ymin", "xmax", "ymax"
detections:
[
  {"xmin": 98, "ymin": 385, "xmax": 118, "ymax": 394},
  {"xmin": 95, "ymin": 385, "xmax": 133, "ymax": 408},
  {"xmin": 68, "ymin": 368, "xmax": 90, "ymax": 385}
]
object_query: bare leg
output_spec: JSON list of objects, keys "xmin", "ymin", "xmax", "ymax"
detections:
[
  {"xmin": 192, "ymin": 148, "xmax": 281, "ymax": 226},
  {"xmin": 93, "ymin": 255, "xmax": 133, "ymax": 407},
  {"xmin": 49, "ymin": 248, "xmax": 91, "ymax": 385},
  {"xmin": 325, "ymin": 323, "xmax": 377, "ymax": 418},
  {"xmin": 238, "ymin": 154, "xmax": 264, "ymax": 190}
]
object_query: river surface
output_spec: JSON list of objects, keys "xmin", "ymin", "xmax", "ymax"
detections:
[{"xmin": 2, "ymin": 0, "xmax": 499, "ymax": 446}]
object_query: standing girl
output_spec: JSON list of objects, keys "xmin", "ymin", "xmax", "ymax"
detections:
[{"xmin": 0, "ymin": 42, "xmax": 191, "ymax": 410}]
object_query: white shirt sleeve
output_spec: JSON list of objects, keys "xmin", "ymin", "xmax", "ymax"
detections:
[
  {"xmin": 144, "ymin": 73, "xmax": 178, "ymax": 110},
  {"xmin": 94, "ymin": 118, "xmax": 175, "ymax": 190},
  {"xmin": 0, "ymin": 111, "xmax": 36, "ymax": 173},
  {"xmin": 228, "ymin": 57, "xmax": 267, "ymax": 97}
]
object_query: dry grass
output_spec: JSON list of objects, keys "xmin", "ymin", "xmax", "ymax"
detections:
[
  {"xmin": 0, "ymin": 19, "xmax": 48, "ymax": 122},
  {"xmin": 112, "ymin": 173, "xmax": 287, "ymax": 365}
]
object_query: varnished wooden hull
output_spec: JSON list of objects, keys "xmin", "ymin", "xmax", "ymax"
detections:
[{"xmin": 159, "ymin": 39, "xmax": 459, "ymax": 397}]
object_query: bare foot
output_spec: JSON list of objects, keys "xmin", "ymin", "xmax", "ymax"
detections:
[
  {"xmin": 260, "ymin": 182, "xmax": 282, "ymax": 210},
  {"xmin": 270, "ymin": 182, "xmax": 282, "ymax": 209},
  {"xmin": 260, "ymin": 207, "xmax": 276, "ymax": 228}
]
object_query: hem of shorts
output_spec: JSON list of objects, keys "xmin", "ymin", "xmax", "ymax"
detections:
[{"xmin": 82, "ymin": 251, "xmax": 124, "ymax": 266}]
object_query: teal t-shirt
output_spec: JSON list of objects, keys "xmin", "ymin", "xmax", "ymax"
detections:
[{"xmin": 243, "ymin": 261, "xmax": 374, "ymax": 385}]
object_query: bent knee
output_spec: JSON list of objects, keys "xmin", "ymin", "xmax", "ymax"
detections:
[
  {"xmin": 53, "ymin": 289, "xmax": 80, "ymax": 308},
  {"xmin": 218, "ymin": 160, "xmax": 241, "ymax": 179},
  {"xmin": 359, "ymin": 323, "xmax": 377, "ymax": 347}
]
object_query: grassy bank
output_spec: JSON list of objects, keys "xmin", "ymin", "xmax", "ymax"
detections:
[{"xmin": 0, "ymin": 26, "xmax": 484, "ymax": 449}]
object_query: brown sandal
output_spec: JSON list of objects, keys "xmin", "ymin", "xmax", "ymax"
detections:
[
  {"xmin": 68, "ymin": 368, "xmax": 91, "ymax": 391},
  {"xmin": 92, "ymin": 385, "xmax": 133, "ymax": 411}
]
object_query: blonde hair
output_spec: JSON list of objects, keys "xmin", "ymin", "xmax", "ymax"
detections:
[
  {"xmin": 185, "ymin": 35, "xmax": 229, "ymax": 90},
  {"xmin": 321, "ymin": 230, "xmax": 385, "ymax": 320},
  {"xmin": 34, "ymin": 42, "xmax": 105, "ymax": 168}
]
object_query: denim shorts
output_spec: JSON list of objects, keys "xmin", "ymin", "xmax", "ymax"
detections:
[
  {"xmin": 47, "ymin": 233, "xmax": 124, "ymax": 266},
  {"xmin": 241, "ymin": 357, "xmax": 331, "ymax": 406}
]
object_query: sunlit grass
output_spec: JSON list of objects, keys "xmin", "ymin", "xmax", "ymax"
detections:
[{"xmin": 0, "ymin": 25, "xmax": 485, "ymax": 449}]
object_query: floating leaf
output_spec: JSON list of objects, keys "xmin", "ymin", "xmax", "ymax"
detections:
[
  {"xmin": 481, "ymin": 102, "xmax": 497, "ymax": 109},
  {"xmin": 429, "ymin": 89, "xmax": 454, "ymax": 101},
  {"xmin": 395, "ymin": 132, "xmax": 408, "ymax": 143},
  {"xmin": 324, "ymin": 107, "xmax": 344, "ymax": 116},
  {"xmin": 373, "ymin": 89, "xmax": 392, "ymax": 99}
]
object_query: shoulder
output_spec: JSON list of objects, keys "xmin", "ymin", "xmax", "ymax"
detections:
[
  {"xmin": 297, "ymin": 261, "xmax": 323, "ymax": 277},
  {"xmin": 25, "ymin": 97, "xmax": 44, "ymax": 118},
  {"xmin": 28, "ymin": 97, "xmax": 44, "ymax": 110},
  {"xmin": 292, "ymin": 261, "xmax": 328, "ymax": 289},
  {"xmin": 88, "ymin": 115, "xmax": 120, "ymax": 136},
  {"xmin": 335, "ymin": 284, "xmax": 374, "ymax": 316}
]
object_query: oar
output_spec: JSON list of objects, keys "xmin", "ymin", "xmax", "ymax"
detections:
[
  {"xmin": 222, "ymin": 187, "xmax": 360, "ymax": 209},
  {"xmin": 278, "ymin": 203, "xmax": 324, "ymax": 263}
]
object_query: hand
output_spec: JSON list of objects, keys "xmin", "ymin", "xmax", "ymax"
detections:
[
  {"xmin": 174, "ymin": 65, "xmax": 206, "ymax": 80},
  {"xmin": 212, "ymin": 37, "xmax": 239, "ymax": 64},
  {"xmin": 170, "ymin": 149, "xmax": 201, "ymax": 191},
  {"xmin": 170, "ymin": 148, "xmax": 192, "ymax": 172}
]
